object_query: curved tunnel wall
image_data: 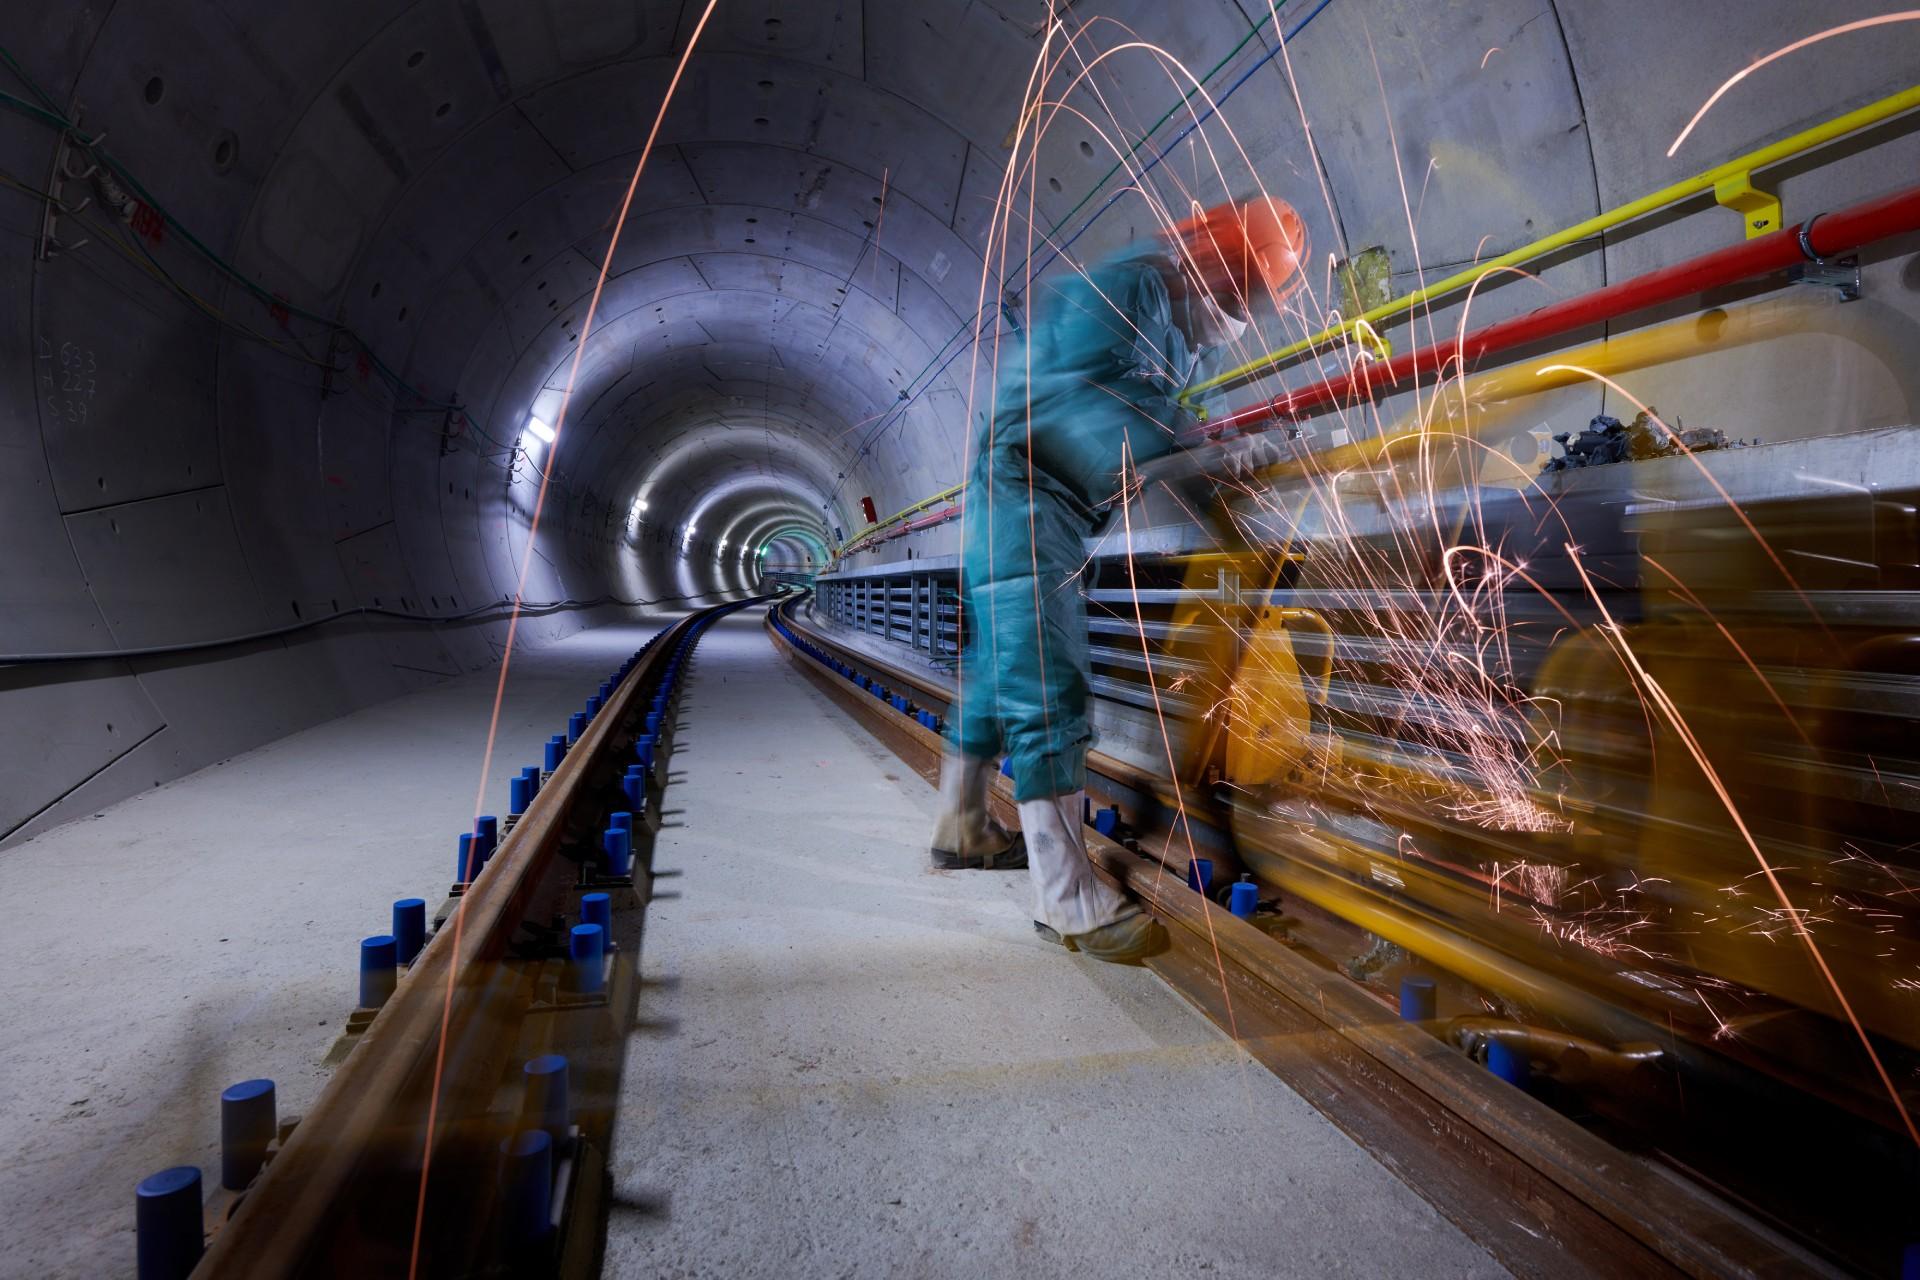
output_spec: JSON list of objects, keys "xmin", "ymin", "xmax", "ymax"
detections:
[{"xmin": 4, "ymin": 1, "xmax": 1919, "ymax": 843}]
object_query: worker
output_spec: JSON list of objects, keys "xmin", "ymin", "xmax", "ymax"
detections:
[{"xmin": 929, "ymin": 197, "xmax": 1306, "ymax": 962}]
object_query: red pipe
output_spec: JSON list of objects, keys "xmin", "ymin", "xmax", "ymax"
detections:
[{"xmin": 1197, "ymin": 181, "xmax": 1920, "ymax": 438}]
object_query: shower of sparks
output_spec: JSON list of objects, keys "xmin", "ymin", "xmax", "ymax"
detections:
[
  {"xmin": 934, "ymin": 0, "xmax": 1918, "ymax": 1154},
  {"xmin": 1667, "ymin": 11, "xmax": 1920, "ymax": 156}
]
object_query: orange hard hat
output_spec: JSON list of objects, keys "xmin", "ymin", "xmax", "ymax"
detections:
[{"xmin": 1169, "ymin": 196, "xmax": 1307, "ymax": 310}]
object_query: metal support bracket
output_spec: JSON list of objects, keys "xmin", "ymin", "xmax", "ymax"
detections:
[
  {"xmin": 1350, "ymin": 320, "xmax": 1392, "ymax": 362},
  {"xmin": 1788, "ymin": 253, "xmax": 1861, "ymax": 301},
  {"xmin": 38, "ymin": 107, "xmax": 94, "ymax": 260},
  {"xmin": 1714, "ymin": 170, "xmax": 1781, "ymax": 239}
]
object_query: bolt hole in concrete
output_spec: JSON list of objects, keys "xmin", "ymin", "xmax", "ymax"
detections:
[
  {"xmin": 406, "ymin": 49, "xmax": 425, "ymax": 68},
  {"xmin": 210, "ymin": 132, "xmax": 236, "ymax": 171},
  {"xmin": 434, "ymin": 101, "xmax": 451, "ymax": 118},
  {"xmin": 143, "ymin": 76, "xmax": 163, "ymax": 104}
]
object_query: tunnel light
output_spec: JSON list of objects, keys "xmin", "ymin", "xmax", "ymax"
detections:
[
  {"xmin": 627, "ymin": 495, "xmax": 647, "ymax": 528},
  {"xmin": 525, "ymin": 416, "xmax": 556, "ymax": 445}
]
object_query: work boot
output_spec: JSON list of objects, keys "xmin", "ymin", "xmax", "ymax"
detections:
[
  {"xmin": 1019, "ymin": 791, "xmax": 1164, "ymax": 963},
  {"xmin": 1033, "ymin": 910, "xmax": 1167, "ymax": 964},
  {"xmin": 929, "ymin": 753, "xmax": 1026, "ymax": 869}
]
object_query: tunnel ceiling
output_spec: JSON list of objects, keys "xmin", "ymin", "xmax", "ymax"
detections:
[{"xmin": 233, "ymin": 2, "xmax": 1087, "ymax": 561}]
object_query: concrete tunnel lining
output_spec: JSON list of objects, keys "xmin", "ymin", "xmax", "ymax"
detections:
[{"xmin": 5, "ymin": 0, "xmax": 1920, "ymax": 842}]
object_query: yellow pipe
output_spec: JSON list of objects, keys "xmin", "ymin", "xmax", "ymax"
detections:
[
  {"xmin": 831, "ymin": 481, "xmax": 965, "ymax": 561},
  {"xmin": 1183, "ymin": 82, "xmax": 1920, "ymax": 403},
  {"xmin": 831, "ymin": 85, "xmax": 1920, "ymax": 560}
]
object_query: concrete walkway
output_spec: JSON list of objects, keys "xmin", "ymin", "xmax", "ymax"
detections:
[
  {"xmin": 603, "ymin": 606, "xmax": 1506, "ymax": 1279},
  {"xmin": 0, "ymin": 611, "xmax": 690, "ymax": 1280}
]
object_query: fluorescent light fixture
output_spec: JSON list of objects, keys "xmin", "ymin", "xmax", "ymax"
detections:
[
  {"xmin": 633, "ymin": 497, "xmax": 649, "ymax": 512},
  {"xmin": 525, "ymin": 415, "xmax": 556, "ymax": 444}
]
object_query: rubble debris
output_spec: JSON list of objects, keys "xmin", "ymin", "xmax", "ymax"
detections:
[{"xmin": 1542, "ymin": 408, "xmax": 1748, "ymax": 471}]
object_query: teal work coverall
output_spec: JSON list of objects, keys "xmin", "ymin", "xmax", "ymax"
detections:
[{"xmin": 951, "ymin": 245, "xmax": 1206, "ymax": 802}]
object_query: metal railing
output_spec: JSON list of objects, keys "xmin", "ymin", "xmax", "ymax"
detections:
[
  {"xmin": 815, "ymin": 560, "xmax": 964, "ymax": 659},
  {"xmin": 814, "ymin": 545, "xmax": 1235, "ymax": 720}
]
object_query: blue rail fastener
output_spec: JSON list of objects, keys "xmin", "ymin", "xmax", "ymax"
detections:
[
  {"xmin": 455, "ymin": 832, "xmax": 477, "ymax": 882},
  {"xmin": 1187, "ymin": 858, "xmax": 1213, "ymax": 895},
  {"xmin": 603, "ymin": 827, "xmax": 632, "ymax": 878},
  {"xmin": 1487, "ymin": 1039, "xmax": 1530, "ymax": 1088},
  {"xmin": 500, "ymin": 1130, "xmax": 554, "ymax": 1249},
  {"xmin": 1230, "ymin": 877, "xmax": 1260, "ymax": 920},
  {"xmin": 475, "ymin": 815, "xmax": 500, "ymax": 868},
  {"xmin": 360, "ymin": 935, "xmax": 399, "ymax": 1008},
  {"xmin": 135, "ymin": 1166, "xmax": 204, "ymax": 1280},
  {"xmin": 544, "ymin": 735, "xmax": 565, "ymax": 773},
  {"xmin": 581, "ymin": 892, "xmax": 612, "ymax": 937},
  {"xmin": 585, "ymin": 694, "xmax": 603, "ymax": 719},
  {"xmin": 219, "ymin": 1079, "xmax": 276, "ymax": 1190},
  {"xmin": 568, "ymin": 711, "xmax": 587, "ymax": 743},
  {"xmin": 609, "ymin": 811, "xmax": 633, "ymax": 833},
  {"xmin": 1093, "ymin": 807, "xmax": 1121, "ymax": 838},
  {"xmin": 521, "ymin": 764, "xmax": 541, "ymax": 797},
  {"xmin": 393, "ymin": 898, "xmax": 427, "ymax": 964},
  {"xmin": 523, "ymin": 1054, "xmax": 570, "ymax": 1150},
  {"xmin": 1399, "ymin": 976, "xmax": 1437, "ymax": 1022},
  {"xmin": 569, "ymin": 924, "xmax": 606, "ymax": 995},
  {"xmin": 508, "ymin": 773, "xmax": 532, "ymax": 816}
]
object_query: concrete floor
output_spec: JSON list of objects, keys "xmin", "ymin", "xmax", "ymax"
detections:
[
  {"xmin": 0, "ymin": 601, "xmax": 1507, "ymax": 1279},
  {"xmin": 603, "ymin": 608, "xmax": 1507, "ymax": 1279},
  {"xmin": 0, "ymin": 610, "xmax": 694, "ymax": 1280}
]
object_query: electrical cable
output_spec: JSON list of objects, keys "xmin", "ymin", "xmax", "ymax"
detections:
[
  {"xmin": 0, "ymin": 592, "xmax": 707, "ymax": 666},
  {"xmin": 0, "ymin": 65, "xmax": 455, "ymax": 412}
]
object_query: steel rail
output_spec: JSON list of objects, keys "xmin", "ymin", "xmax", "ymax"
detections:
[
  {"xmin": 764, "ymin": 595, "xmax": 1830, "ymax": 1280},
  {"xmin": 195, "ymin": 598, "xmax": 759, "ymax": 1278}
]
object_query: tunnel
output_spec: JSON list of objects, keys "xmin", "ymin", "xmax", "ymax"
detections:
[{"xmin": 3, "ymin": 2, "xmax": 1920, "ymax": 1277}]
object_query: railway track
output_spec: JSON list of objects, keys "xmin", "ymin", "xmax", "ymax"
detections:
[
  {"xmin": 767, "ymin": 592, "xmax": 1834, "ymax": 1280},
  {"xmin": 141, "ymin": 596, "xmax": 769, "ymax": 1279}
]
